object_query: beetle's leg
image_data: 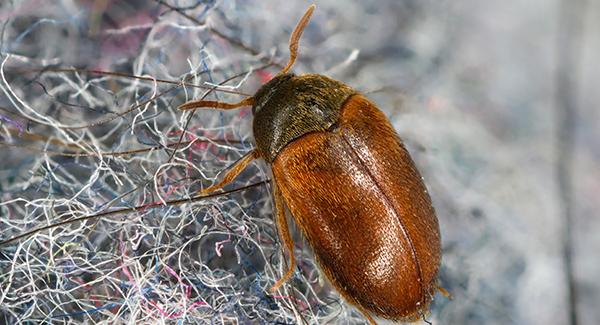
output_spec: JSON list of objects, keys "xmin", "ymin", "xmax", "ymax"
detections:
[
  {"xmin": 269, "ymin": 184, "xmax": 297, "ymax": 293},
  {"xmin": 199, "ymin": 149, "xmax": 260, "ymax": 195},
  {"xmin": 437, "ymin": 284, "xmax": 453, "ymax": 300},
  {"xmin": 179, "ymin": 97, "xmax": 254, "ymax": 111},
  {"xmin": 355, "ymin": 304, "xmax": 377, "ymax": 325}
]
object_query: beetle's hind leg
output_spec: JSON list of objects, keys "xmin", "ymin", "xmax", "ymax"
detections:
[
  {"xmin": 199, "ymin": 149, "xmax": 260, "ymax": 195},
  {"xmin": 437, "ymin": 284, "xmax": 453, "ymax": 300},
  {"xmin": 355, "ymin": 304, "xmax": 378, "ymax": 325},
  {"xmin": 270, "ymin": 183, "xmax": 297, "ymax": 293}
]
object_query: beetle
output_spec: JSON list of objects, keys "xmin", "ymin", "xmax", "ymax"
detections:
[{"xmin": 178, "ymin": 4, "xmax": 442, "ymax": 324}]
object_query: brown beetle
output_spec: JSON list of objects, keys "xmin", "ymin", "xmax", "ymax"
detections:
[{"xmin": 179, "ymin": 4, "xmax": 442, "ymax": 324}]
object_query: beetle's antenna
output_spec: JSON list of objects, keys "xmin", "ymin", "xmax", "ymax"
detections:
[
  {"xmin": 176, "ymin": 5, "xmax": 316, "ymax": 112},
  {"xmin": 278, "ymin": 4, "xmax": 316, "ymax": 76},
  {"xmin": 178, "ymin": 97, "xmax": 254, "ymax": 111}
]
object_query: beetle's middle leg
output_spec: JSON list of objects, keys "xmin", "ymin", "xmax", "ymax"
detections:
[
  {"xmin": 270, "ymin": 183, "xmax": 296, "ymax": 293},
  {"xmin": 199, "ymin": 149, "xmax": 259, "ymax": 195}
]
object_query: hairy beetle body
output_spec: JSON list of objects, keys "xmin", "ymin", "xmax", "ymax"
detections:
[
  {"xmin": 176, "ymin": 5, "xmax": 443, "ymax": 323},
  {"xmin": 256, "ymin": 76, "xmax": 441, "ymax": 320}
]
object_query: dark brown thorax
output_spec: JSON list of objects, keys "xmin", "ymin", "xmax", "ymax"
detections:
[{"xmin": 252, "ymin": 73, "xmax": 356, "ymax": 162}]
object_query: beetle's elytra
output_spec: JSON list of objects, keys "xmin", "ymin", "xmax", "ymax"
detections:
[{"xmin": 180, "ymin": 4, "xmax": 442, "ymax": 324}]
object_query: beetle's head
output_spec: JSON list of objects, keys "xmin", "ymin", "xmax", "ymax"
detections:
[{"xmin": 252, "ymin": 73, "xmax": 295, "ymax": 115}]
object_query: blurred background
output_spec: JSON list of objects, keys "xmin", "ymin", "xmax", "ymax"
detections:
[{"xmin": 0, "ymin": 0, "xmax": 597, "ymax": 324}]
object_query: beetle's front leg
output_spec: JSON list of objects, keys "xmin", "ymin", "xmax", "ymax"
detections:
[
  {"xmin": 270, "ymin": 183, "xmax": 296, "ymax": 293},
  {"xmin": 199, "ymin": 149, "xmax": 260, "ymax": 195}
]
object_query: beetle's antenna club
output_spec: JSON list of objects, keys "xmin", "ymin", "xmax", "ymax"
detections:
[{"xmin": 278, "ymin": 4, "xmax": 316, "ymax": 76}]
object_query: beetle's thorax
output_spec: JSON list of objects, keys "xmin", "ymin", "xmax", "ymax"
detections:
[{"xmin": 252, "ymin": 73, "xmax": 356, "ymax": 162}]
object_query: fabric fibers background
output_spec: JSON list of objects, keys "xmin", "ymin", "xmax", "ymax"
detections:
[{"xmin": 0, "ymin": 0, "xmax": 597, "ymax": 324}]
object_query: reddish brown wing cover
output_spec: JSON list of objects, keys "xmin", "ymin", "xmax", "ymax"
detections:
[{"xmin": 272, "ymin": 94, "xmax": 441, "ymax": 321}]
